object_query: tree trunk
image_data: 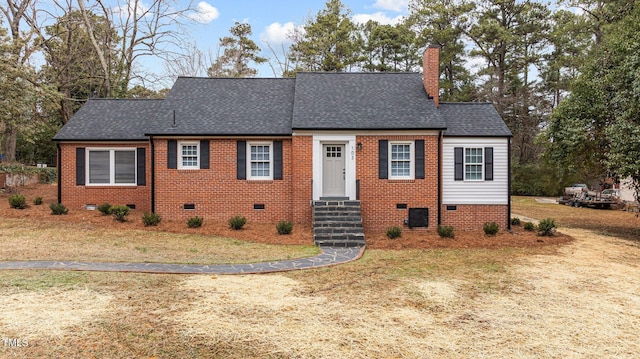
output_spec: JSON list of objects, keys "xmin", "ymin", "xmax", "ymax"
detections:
[{"xmin": 2, "ymin": 124, "xmax": 18, "ymax": 163}]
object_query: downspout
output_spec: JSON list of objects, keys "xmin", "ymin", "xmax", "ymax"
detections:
[
  {"xmin": 150, "ymin": 136, "xmax": 155, "ymax": 213},
  {"xmin": 437, "ymin": 130, "xmax": 443, "ymax": 227},
  {"xmin": 507, "ymin": 137, "xmax": 512, "ymax": 231},
  {"xmin": 56, "ymin": 143, "xmax": 62, "ymax": 204}
]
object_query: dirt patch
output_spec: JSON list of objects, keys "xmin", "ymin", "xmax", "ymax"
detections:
[{"xmin": 1, "ymin": 184, "xmax": 571, "ymax": 250}]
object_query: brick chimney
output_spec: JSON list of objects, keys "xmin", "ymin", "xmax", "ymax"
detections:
[{"xmin": 422, "ymin": 45, "xmax": 440, "ymax": 107}]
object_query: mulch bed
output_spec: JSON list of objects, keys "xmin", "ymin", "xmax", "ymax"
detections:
[{"xmin": 1, "ymin": 184, "xmax": 572, "ymax": 250}]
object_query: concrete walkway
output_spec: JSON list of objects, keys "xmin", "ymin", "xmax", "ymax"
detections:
[{"xmin": 0, "ymin": 246, "xmax": 365, "ymax": 275}]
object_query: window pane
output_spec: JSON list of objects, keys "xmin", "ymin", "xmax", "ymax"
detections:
[
  {"xmin": 251, "ymin": 162, "xmax": 270, "ymax": 177},
  {"xmin": 115, "ymin": 150, "xmax": 136, "ymax": 184},
  {"xmin": 250, "ymin": 144, "xmax": 271, "ymax": 178},
  {"xmin": 465, "ymin": 148, "xmax": 482, "ymax": 164},
  {"xmin": 391, "ymin": 161, "xmax": 410, "ymax": 177},
  {"xmin": 390, "ymin": 144, "xmax": 411, "ymax": 177},
  {"xmin": 465, "ymin": 148, "xmax": 483, "ymax": 180},
  {"xmin": 88, "ymin": 151, "xmax": 110, "ymax": 184},
  {"xmin": 181, "ymin": 144, "xmax": 198, "ymax": 167}
]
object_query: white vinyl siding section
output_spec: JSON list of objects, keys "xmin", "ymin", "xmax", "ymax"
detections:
[{"xmin": 443, "ymin": 138, "xmax": 509, "ymax": 204}]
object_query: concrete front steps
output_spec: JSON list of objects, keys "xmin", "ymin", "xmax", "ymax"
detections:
[{"xmin": 313, "ymin": 200, "xmax": 365, "ymax": 247}]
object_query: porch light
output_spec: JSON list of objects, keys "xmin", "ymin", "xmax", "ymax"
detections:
[{"xmin": 357, "ymin": 142, "xmax": 363, "ymax": 151}]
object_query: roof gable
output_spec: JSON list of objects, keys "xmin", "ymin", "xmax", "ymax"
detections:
[
  {"xmin": 147, "ymin": 77, "xmax": 295, "ymax": 136},
  {"xmin": 53, "ymin": 99, "xmax": 163, "ymax": 141},
  {"xmin": 292, "ymin": 72, "xmax": 446, "ymax": 130},
  {"xmin": 439, "ymin": 102, "xmax": 512, "ymax": 137}
]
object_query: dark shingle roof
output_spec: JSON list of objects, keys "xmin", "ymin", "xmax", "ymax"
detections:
[
  {"xmin": 147, "ymin": 77, "xmax": 295, "ymax": 136},
  {"xmin": 439, "ymin": 102, "xmax": 512, "ymax": 137},
  {"xmin": 292, "ymin": 72, "xmax": 445, "ymax": 130},
  {"xmin": 53, "ymin": 99, "xmax": 163, "ymax": 141},
  {"xmin": 55, "ymin": 76, "xmax": 511, "ymax": 141}
]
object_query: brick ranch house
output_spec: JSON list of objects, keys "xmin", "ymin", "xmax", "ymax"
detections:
[{"xmin": 54, "ymin": 46, "xmax": 512, "ymax": 246}]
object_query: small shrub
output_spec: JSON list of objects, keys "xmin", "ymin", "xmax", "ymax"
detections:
[
  {"xmin": 50, "ymin": 203, "xmax": 68, "ymax": 215},
  {"xmin": 386, "ymin": 226, "xmax": 402, "ymax": 239},
  {"xmin": 8, "ymin": 194, "xmax": 27, "ymax": 209},
  {"xmin": 537, "ymin": 218, "xmax": 556, "ymax": 236},
  {"xmin": 511, "ymin": 217, "xmax": 521, "ymax": 226},
  {"xmin": 142, "ymin": 212, "xmax": 161, "ymax": 226},
  {"xmin": 276, "ymin": 220, "xmax": 294, "ymax": 235},
  {"xmin": 483, "ymin": 221, "xmax": 500, "ymax": 236},
  {"xmin": 524, "ymin": 222, "xmax": 536, "ymax": 231},
  {"xmin": 33, "ymin": 196, "xmax": 43, "ymax": 205},
  {"xmin": 97, "ymin": 203, "xmax": 112, "ymax": 215},
  {"xmin": 110, "ymin": 205, "xmax": 130, "ymax": 222},
  {"xmin": 438, "ymin": 225, "xmax": 455, "ymax": 238},
  {"xmin": 187, "ymin": 216, "xmax": 203, "ymax": 228},
  {"xmin": 228, "ymin": 216, "xmax": 246, "ymax": 230}
]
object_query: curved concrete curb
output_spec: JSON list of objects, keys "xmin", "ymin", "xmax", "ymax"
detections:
[{"xmin": 0, "ymin": 246, "xmax": 365, "ymax": 275}]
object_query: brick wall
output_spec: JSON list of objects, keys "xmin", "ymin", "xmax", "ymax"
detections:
[
  {"xmin": 59, "ymin": 143, "xmax": 151, "ymax": 212},
  {"xmin": 440, "ymin": 204, "xmax": 509, "ymax": 231},
  {"xmin": 356, "ymin": 135, "xmax": 440, "ymax": 231},
  {"xmin": 291, "ymin": 135, "xmax": 313, "ymax": 224},
  {"xmin": 154, "ymin": 138, "xmax": 293, "ymax": 222}
]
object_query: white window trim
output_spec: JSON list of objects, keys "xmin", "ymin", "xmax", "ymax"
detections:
[
  {"xmin": 85, "ymin": 148, "xmax": 137, "ymax": 186},
  {"xmin": 178, "ymin": 141, "xmax": 200, "ymax": 170},
  {"xmin": 389, "ymin": 141, "xmax": 414, "ymax": 180},
  {"xmin": 247, "ymin": 141, "xmax": 273, "ymax": 180},
  {"xmin": 464, "ymin": 147, "xmax": 484, "ymax": 181}
]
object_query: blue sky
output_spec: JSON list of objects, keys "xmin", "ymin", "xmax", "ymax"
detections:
[{"xmin": 177, "ymin": 0, "xmax": 410, "ymax": 78}]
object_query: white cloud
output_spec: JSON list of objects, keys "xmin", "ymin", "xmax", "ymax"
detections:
[
  {"xmin": 373, "ymin": 0, "xmax": 409, "ymax": 12},
  {"xmin": 260, "ymin": 22, "xmax": 303, "ymax": 45},
  {"xmin": 188, "ymin": 2, "xmax": 219, "ymax": 24},
  {"xmin": 352, "ymin": 12, "xmax": 405, "ymax": 25}
]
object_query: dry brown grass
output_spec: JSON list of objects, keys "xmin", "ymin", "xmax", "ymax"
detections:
[
  {"xmin": 0, "ymin": 217, "xmax": 319, "ymax": 264},
  {"xmin": 512, "ymin": 196, "xmax": 640, "ymax": 241}
]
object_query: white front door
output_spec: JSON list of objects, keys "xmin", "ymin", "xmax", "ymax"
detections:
[{"xmin": 322, "ymin": 144, "xmax": 346, "ymax": 197}]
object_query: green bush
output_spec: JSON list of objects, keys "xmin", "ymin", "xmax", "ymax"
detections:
[
  {"xmin": 33, "ymin": 196, "xmax": 43, "ymax": 205},
  {"xmin": 37, "ymin": 168, "xmax": 57, "ymax": 184},
  {"xmin": 50, "ymin": 203, "xmax": 68, "ymax": 215},
  {"xmin": 110, "ymin": 205, "xmax": 130, "ymax": 222},
  {"xmin": 142, "ymin": 212, "xmax": 161, "ymax": 226},
  {"xmin": 438, "ymin": 225, "xmax": 455, "ymax": 238},
  {"xmin": 524, "ymin": 222, "xmax": 536, "ymax": 231},
  {"xmin": 537, "ymin": 218, "xmax": 557, "ymax": 236},
  {"xmin": 483, "ymin": 222, "xmax": 500, "ymax": 236},
  {"xmin": 187, "ymin": 216, "xmax": 203, "ymax": 228},
  {"xmin": 386, "ymin": 226, "xmax": 402, "ymax": 239},
  {"xmin": 97, "ymin": 203, "xmax": 112, "ymax": 215},
  {"xmin": 228, "ymin": 216, "xmax": 246, "ymax": 230},
  {"xmin": 511, "ymin": 217, "xmax": 521, "ymax": 226},
  {"xmin": 276, "ymin": 220, "xmax": 294, "ymax": 235},
  {"xmin": 8, "ymin": 194, "xmax": 27, "ymax": 209}
]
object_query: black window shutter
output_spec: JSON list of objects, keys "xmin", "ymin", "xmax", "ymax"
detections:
[
  {"xmin": 200, "ymin": 140, "xmax": 210, "ymax": 169},
  {"xmin": 168, "ymin": 140, "xmax": 177, "ymax": 169},
  {"xmin": 454, "ymin": 147, "xmax": 464, "ymax": 181},
  {"xmin": 76, "ymin": 147, "xmax": 85, "ymax": 185},
  {"xmin": 237, "ymin": 141, "xmax": 246, "ymax": 180},
  {"xmin": 415, "ymin": 140, "xmax": 425, "ymax": 179},
  {"xmin": 485, "ymin": 147, "xmax": 494, "ymax": 181},
  {"xmin": 379, "ymin": 140, "xmax": 388, "ymax": 179},
  {"xmin": 273, "ymin": 140, "xmax": 283, "ymax": 180},
  {"xmin": 136, "ymin": 148, "xmax": 146, "ymax": 186}
]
